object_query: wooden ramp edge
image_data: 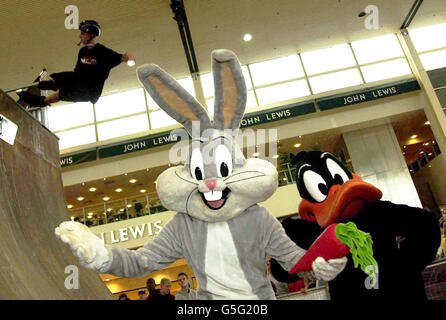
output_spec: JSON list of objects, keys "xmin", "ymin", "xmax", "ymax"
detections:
[{"xmin": 0, "ymin": 91, "xmax": 114, "ymax": 299}]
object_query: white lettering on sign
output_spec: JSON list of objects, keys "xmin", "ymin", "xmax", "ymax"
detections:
[
  {"xmin": 119, "ymin": 228, "xmax": 129, "ymax": 242},
  {"xmin": 97, "ymin": 220, "xmax": 164, "ymax": 245},
  {"xmin": 129, "ymin": 224, "xmax": 145, "ymax": 238},
  {"xmin": 240, "ymin": 116, "xmax": 261, "ymax": 127},
  {"xmin": 372, "ymin": 87, "xmax": 397, "ymax": 98},
  {"xmin": 60, "ymin": 157, "xmax": 73, "ymax": 166},
  {"xmin": 265, "ymin": 109, "xmax": 291, "ymax": 121},
  {"xmin": 343, "ymin": 93, "xmax": 367, "ymax": 105},
  {"xmin": 152, "ymin": 134, "xmax": 178, "ymax": 146},
  {"xmin": 123, "ymin": 141, "xmax": 147, "ymax": 153}
]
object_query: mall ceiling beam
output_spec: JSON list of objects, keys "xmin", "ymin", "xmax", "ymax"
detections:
[
  {"xmin": 400, "ymin": 0, "xmax": 423, "ymax": 30},
  {"xmin": 170, "ymin": 0, "xmax": 199, "ymax": 74}
]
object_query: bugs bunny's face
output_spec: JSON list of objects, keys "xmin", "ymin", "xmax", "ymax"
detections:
[
  {"xmin": 137, "ymin": 49, "xmax": 278, "ymax": 222},
  {"xmin": 156, "ymin": 130, "xmax": 277, "ymax": 222}
]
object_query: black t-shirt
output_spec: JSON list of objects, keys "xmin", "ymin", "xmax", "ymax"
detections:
[
  {"xmin": 74, "ymin": 43, "xmax": 122, "ymax": 96},
  {"xmin": 147, "ymin": 289, "xmax": 175, "ymax": 302}
]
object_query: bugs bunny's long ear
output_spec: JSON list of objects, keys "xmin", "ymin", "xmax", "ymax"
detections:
[
  {"xmin": 137, "ymin": 64, "xmax": 211, "ymax": 136},
  {"xmin": 212, "ymin": 49, "xmax": 247, "ymax": 133}
]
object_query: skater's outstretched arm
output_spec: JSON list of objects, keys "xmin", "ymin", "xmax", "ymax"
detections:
[{"xmin": 121, "ymin": 52, "xmax": 136, "ymax": 63}]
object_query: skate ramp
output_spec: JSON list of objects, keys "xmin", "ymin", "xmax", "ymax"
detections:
[{"xmin": 0, "ymin": 91, "xmax": 114, "ymax": 299}]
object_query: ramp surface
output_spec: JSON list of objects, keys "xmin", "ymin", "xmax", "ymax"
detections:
[{"xmin": 0, "ymin": 91, "xmax": 114, "ymax": 299}]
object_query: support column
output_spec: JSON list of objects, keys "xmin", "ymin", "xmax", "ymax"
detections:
[
  {"xmin": 397, "ymin": 30, "xmax": 446, "ymax": 154},
  {"xmin": 343, "ymin": 124, "xmax": 422, "ymax": 208},
  {"xmin": 191, "ymin": 72, "xmax": 207, "ymax": 108}
]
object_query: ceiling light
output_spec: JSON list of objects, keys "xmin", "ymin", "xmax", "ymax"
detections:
[
  {"xmin": 282, "ymin": 178, "xmax": 287, "ymax": 181},
  {"xmin": 403, "ymin": 145, "xmax": 407, "ymax": 149},
  {"xmin": 420, "ymin": 151, "xmax": 424, "ymax": 154},
  {"xmin": 411, "ymin": 135, "xmax": 418, "ymax": 139},
  {"xmin": 77, "ymin": 197, "xmax": 84, "ymax": 201},
  {"xmin": 81, "ymin": 182, "xmax": 85, "ymax": 186},
  {"xmin": 129, "ymin": 179, "xmax": 137, "ymax": 184},
  {"xmin": 89, "ymin": 187, "xmax": 96, "ymax": 192},
  {"xmin": 428, "ymin": 153, "xmax": 433, "ymax": 156},
  {"xmin": 294, "ymin": 143, "xmax": 302, "ymax": 148},
  {"xmin": 140, "ymin": 189, "xmax": 147, "ymax": 193},
  {"xmin": 115, "ymin": 188, "xmax": 123, "ymax": 193},
  {"xmin": 127, "ymin": 204, "xmax": 132, "ymax": 208},
  {"xmin": 107, "ymin": 208, "xmax": 112, "ymax": 212},
  {"xmin": 124, "ymin": 173, "xmax": 128, "ymax": 176},
  {"xmin": 104, "ymin": 178, "xmax": 107, "ymax": 181},
  {"xmin": 243, "ymin": 33, "xmax": 252, "ymax": 42},
  {"xmin": 272, "ymin": 154, "xmax": 279, "ymax": 159},
  {"xmin": 253, "ymin": 152, "xmax": 260, "ymax": 157},
  {"xmin": 103, "ymin": 196, "xmax": 110, "ymax": 201},
  {"xmin": 425, "ymin": 121, "xmax": 430, "ymax": 125},
  {"xmin": 120, "ymin": 208, "xmax": 124, "ymax": 212},
  {"xmin": 67, "ymin": 204, "xmax": 73, "ymax": 209}
]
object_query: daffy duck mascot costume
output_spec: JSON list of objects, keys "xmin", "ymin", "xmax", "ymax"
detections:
[{"xmin": 271, "ymin": 151, "xmax": 440, "ymax": 300}]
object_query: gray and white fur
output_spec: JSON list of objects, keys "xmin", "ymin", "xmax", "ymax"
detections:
[{"xmin": 101, "ymin": 50, "xmax": 306, "ymax": 299}]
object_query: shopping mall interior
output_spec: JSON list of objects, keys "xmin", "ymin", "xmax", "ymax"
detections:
[{"xmin": 1, "ymin": 0, "xmax": 446, "ymax": 300}]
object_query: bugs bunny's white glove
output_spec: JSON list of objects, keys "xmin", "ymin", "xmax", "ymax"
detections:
[
  {"xmin": 55, "ymin": 221, "xmax": 113, "ymax": 273},
  {"xmin": 298, "ymin": 256, "xmax": 348, "ymax": 281}
]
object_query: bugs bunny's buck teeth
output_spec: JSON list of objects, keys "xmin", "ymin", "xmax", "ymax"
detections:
[{"xmin": 203, "ymin": 190, "xmax": 223, "ymax": 201}]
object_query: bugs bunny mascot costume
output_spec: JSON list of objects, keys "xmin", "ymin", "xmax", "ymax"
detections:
[{"xmin": 55, "ymin": 49, "xmax": 346, "ymax": 299}]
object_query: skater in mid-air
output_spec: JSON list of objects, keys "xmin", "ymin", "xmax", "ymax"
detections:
[{"xmin": 18, "ymin": 20, "xmax": 136, "ymax": 108}]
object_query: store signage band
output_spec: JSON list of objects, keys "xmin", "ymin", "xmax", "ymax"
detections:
[
  {"xmin": 60, "ymin": 150, "xmax": 96, "ymax": 167},
  {"xmin": 60, "ymin": 79, "xmax": 420, "ymax": 167},
  {"xmin": 97, "ymin": 101, "xmax": 316, "ymax": 159},
  {"xmin": 318, "ymin": 79, "xmax": 420, "ymax": 111},
  {"xmin": 94, "ymin": 220, "xmax": 164, "ymax": 245}
]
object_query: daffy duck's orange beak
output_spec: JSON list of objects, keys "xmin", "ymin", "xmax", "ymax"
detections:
[{"xmin": 298, "ymin": 174, "xmax": 382, "ymax": 228}]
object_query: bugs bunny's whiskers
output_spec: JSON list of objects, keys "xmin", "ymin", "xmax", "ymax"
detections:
[
  {"xmin": 186, "ymin": 187, "xmax": 198, "ymax": 215},
  {"xmin": 223, "ymin": 171, "xmax": 265, "ymax": 182},
  {"xmin": 226, "ymin": 174, "xmax": 266, "ymax": 185},
  {"xmin": 175, "ymin": 170, "xmax": 199, "ymax": 186}
]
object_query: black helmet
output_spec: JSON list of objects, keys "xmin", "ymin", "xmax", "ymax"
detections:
[{"xmin": 79, "ymin": 20, "xmax": 101, "ymax": 37}]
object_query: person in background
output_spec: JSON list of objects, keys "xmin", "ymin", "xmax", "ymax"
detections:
[
  {"xmin": 149, "ymin": 278, "xmax": 174, "ymax": 302},
  {"xmin": 118, "ymin": 293, "xmax": 131, "ymax": 300},
  {"xmin": 175, "ymin": 272, "xmax": 197, "ymax": 300},
  {"xmin": 267, "ymin": 258, "xmax": 289, "ymax": 296},
  {"xmin": 145, "ymin": 277, "xmax": 159, "ymax": 300},
  {"xmin": 138, "ymin": 289, "xmax": 147, "ymax": 300},
  {"xmin": 17, "ymin": 20, "xmax": 135, "ymax": 108}
]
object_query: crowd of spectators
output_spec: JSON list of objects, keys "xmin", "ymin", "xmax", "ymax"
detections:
[{"xmin": 116, "ymin": 273, "xmax": 197, "ymax": 300}]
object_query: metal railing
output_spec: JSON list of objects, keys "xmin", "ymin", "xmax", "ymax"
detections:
[{"xmin": 4, "ymin": 69, "xmax": 49, "ymax": 128}]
